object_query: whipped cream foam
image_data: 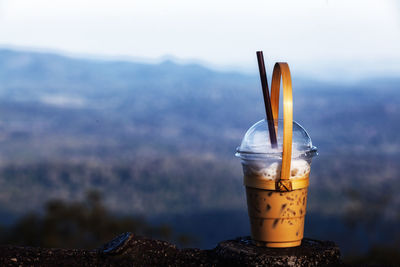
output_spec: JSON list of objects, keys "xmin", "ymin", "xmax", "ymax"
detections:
[{"xmin": 246, "ymin": 159, "xmax": 310, "ymax": 180}]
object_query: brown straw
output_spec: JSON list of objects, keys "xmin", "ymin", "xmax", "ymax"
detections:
[{"xmin": 256, "ymin": 51, "xmax": 278, "ymax": 148}]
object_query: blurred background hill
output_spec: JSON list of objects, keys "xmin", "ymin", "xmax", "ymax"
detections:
[{"xmin": 0, "ymin": 49, "xmax": 399, "ymax": 264}]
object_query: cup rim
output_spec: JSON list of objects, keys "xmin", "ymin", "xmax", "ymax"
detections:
[{"xmin": 235, "ymin": 146, "xmax": 318, "ymax": 160}]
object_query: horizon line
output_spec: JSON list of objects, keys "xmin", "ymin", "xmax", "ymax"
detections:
[{"xmin": 0, "ymin": 44, "xmax": 399, "ymax": 84}]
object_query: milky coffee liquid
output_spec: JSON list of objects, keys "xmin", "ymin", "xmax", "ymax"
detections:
[{"xmin": 244, "ymin": 162, "xmax": 310, "ymax": 248}]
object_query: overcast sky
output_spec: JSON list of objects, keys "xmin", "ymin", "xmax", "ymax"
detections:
[{"xmin": 0, "ymin": 0, "xmax": 399, "ymax": 80}]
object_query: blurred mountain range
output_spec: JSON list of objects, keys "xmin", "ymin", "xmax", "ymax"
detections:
[{"xmin": 0, "ymin": 49, "xmax": 399, "ymax": 253}]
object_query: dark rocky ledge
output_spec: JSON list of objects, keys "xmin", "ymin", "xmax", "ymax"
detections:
[{"xmin": 0, "ymin": 233, "xmax": 342, "ymax": 266}]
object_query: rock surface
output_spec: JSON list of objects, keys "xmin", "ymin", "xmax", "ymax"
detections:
[
  {"xmin": 0, "ymin": 233, "xmax": 342, "ymax": 266},
  {"xmin": 216, "ymin": 236, "xmax": 342, "ymax": 266}
]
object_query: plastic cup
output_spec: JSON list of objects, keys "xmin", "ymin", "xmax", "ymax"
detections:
[{"xmin": 240, "ymin": 151, "xmax": 314, "ymax": 247}]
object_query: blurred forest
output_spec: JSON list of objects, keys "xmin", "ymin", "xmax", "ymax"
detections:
[
  {"xmin": 0, "ymin": 49, "xmax": 399, "ymax": 265},
  {"xmin": 0, "ymin": 190, "xmax": 193, "ymax": 249}
]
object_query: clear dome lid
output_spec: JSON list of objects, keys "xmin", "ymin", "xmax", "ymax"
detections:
[{"xmin": 236, "ymin": 119, "xmax": 317, "ymax": 159}]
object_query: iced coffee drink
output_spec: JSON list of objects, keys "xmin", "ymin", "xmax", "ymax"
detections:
[{"xmin": 236, "ymin": 119, "xmax": 317, "ymax": 247}]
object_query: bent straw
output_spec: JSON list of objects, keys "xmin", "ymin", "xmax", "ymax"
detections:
[{"xmin": 256, "ymin": 51, "xmax": 278, "ymax": 148}]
